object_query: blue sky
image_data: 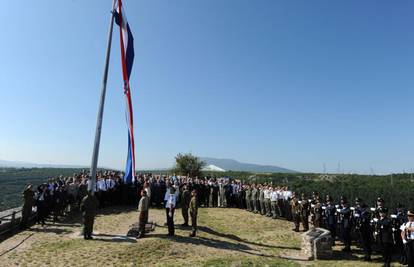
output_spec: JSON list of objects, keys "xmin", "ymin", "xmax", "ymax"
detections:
[{"xmin": 1, "ymin": 0, "xmax": 414, "ymax": 174}]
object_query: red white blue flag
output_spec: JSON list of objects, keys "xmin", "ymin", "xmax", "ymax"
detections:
[{"xmin": 114, "ymin": 0, "xmax": 136, "ymax": 183}]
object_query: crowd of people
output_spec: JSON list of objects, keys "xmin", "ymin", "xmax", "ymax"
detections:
[{"xmin": 19, "ymin": 170, "xmax": 414, "ymax": 267}]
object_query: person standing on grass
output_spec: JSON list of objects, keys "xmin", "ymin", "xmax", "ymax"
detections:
[
  {"xmin": 189, "ymin": 190, "xmax": 198, "ymax": 237},
  {"xmin": 181, "ymin": 185, "xmax": 191, "ymax": 227},
  {"xmin": 166, "ymin": 186, "xmax": 177, "ymax": 236},
  {"xmin": 80, "ymin": 191, "xmax": 99, "ymax": 240},
  {"xmin": 290, "ymin": 192, "xmax": 300, "ymax": 232},
  {"xmin": 137, "ymin": 190, "xmax": 149, "ymax": 238},
  {"xmin": 377, "ymin": 207, "xmax": 394, "ymax": 267}
]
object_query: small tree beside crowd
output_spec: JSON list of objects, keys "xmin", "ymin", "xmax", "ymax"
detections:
[{"xmin": 173, "ymin": 153, "xmax": 205, "ymax": 178}]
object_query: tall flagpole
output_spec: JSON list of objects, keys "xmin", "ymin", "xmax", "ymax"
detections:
[{"xmin": 88, "ymin": 0, "xmax": 116, "ymax": 194}]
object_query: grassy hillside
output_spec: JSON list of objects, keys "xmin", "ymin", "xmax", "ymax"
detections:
[{"xmin": 0, "ymin": 207, "xmax": 403, "ymax": 266}]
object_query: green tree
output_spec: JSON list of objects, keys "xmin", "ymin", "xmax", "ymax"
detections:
[{"xmin": 173, "ymin": 153, "xmax": 205, "ymax": 177}]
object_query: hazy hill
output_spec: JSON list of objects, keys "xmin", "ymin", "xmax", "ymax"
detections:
[
  {"xmin": 0, "ymin": 159, "xmax": 86, "ymax": 169},
  {"xmin": 201, "ymin": 157, "xmax": 296, "ymax": 173}
]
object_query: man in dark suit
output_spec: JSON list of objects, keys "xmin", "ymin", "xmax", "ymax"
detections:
[{"xmin": 377, "ymin": 207, "xmax": 394, "ymax": 267}]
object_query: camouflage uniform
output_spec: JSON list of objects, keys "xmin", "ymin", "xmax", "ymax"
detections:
[
  {"xmin": 290, "ymin": 194, "xmax": 300, "ymax": 232},
  {"xmin": 259, "ymin": 187, "xmax": 265, "ymax": 215},
  {"xmin": 80, "ymin": 192, "xmax": 99, "ymax": 239},
  {"xmin": 245, "ymin": 187, "xmax": 252, "ymax": 211},
  {"xmin": 189, "ymin": 193, "xmax": 198, "ymax": 237},
  {"xmin": 137, "ymin": 194, "xmax": 149, "ymax": 238},
  {"xmin": 181, "ymin": 189, "xmax": 191, "ymax": 226},
  {"xmin": 299, "ymin": 194, "xmax": 309, "ymax": 231},
  {"xmin": 251, "ymin": 186, "xmax": 258, "ymax": 213}
]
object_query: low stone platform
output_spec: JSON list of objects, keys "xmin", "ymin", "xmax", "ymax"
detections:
[{"xmin": 126, "ymin": 221, "xmax": 156, "ymax": 237}]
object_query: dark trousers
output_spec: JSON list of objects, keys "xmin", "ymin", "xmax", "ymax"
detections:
[
  {"xmin": 166, "ymin": 208, "xmax": 175, "ymax": 236},
  {"xmin": 328, "ymin": 224, "xmax": 336, "ymax": 244},
  {"xmin": 406, "ymin": 241, "xmax": 414, "ymax": 267},
  {"xmin": 293, "ymin": 213, "xmax": 300, "ymax": 231},
  {"xmin": 190, "ymin": 211, "xmax": 197, "ymax": 235},
  {"xmin": 277, "ymin": 199, "xmax": 283, "ymax": 217},
  {"xmin": 138, "ymin": 211, "xmax": 148, "ymax": 236},
  {"xmin": 341, "ymin": 227, "xmax": 351, "ymax": 249},
  {"xmin": 301, "ymin": 214, "xmax": 309, "ymax": 231},
  {"xmin": 381, "ymin": 242, "xmax": 393, "ymax": 267},
  {"xmin": 20, "ymin": 205, "xmax": 32, "ymax": 228},
  {"xmin": 182, "ymin": 207, "xmax": 189, "ymax": 225},
  {"xmin": 37, "ymin": 202, "xmax": 46, "ymax": 226},
  {"xmin": 83, "ymin": 215, "xmax": 95, "ymax": 237},
  {"xmin": 360, "ymin": 229, "xmax": 372, "ymax": 258}
]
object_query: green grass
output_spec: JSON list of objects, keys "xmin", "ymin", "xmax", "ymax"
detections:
[{"xmin": 0, "ymin": 207, "xmax": 404, "ymax": 266}]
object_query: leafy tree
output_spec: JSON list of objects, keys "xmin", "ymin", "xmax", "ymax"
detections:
[{"xmin": 173, "ymin": 153, "xmax": 205, "ymax": 177}]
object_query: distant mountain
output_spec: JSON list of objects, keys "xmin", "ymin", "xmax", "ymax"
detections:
[
  {"xmin": 0, "ymin": 159, "xmax": 86, "ymax": 169},
  {"xmin": 200, "ymin": 157, "xmax": 296, "ymax": 173},
  {"xmin": 0, "ymin": 157, "xmax": 296, "ymax": 173}
]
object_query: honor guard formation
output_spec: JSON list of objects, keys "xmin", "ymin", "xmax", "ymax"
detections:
[{"xmin": 19, "ymin": 170, "xmax": 414, "ymax": 267}]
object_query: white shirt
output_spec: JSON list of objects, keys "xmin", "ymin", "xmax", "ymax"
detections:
[
  {"xmin": 284, "ymin": 190, "xmax": 292, "ymax": 200},
  {"xmin": 166, "ymin": 194, "xmax": 176, "ymax": 209},
  {"xmin": 232, "ymin": 184, "xmax": 238, "ymax": 195},
  {"xmin": 270, "ymin": 191, "xmax": 278, "ymax": 201},
  {"xmin": 264, "ymin": 189, "xmax": 271, "ymax": 199},
  {"xmin": 164, "ymin": 188, "xmax": 179, "ymax": 202},
  {"xmin": 276, "ymin": 190, "xmax": 282, "ymax": 200},
  {"xmin": 105, "ymin": 179, "xmax": 115, "ymax": 189},
  {"xmin": 400, "ymin": 221, "xmax": 414, "ymax": 240},
  {"xmin": 97, "ymin": 180, "xmax": 107, "ymax": 191},
  {"xmin": 144, "ymin": 187, "xmax": 151, "ymax": 199}
]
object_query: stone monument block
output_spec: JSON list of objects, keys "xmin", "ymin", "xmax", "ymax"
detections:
[{"xmin": 301, "ymin": 227, "xmax": 332, "ymax": 260}]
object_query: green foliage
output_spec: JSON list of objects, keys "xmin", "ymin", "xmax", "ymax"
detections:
[{"xmin": 172, "ymin": 153, "xmax": 205, "ymax": 178}]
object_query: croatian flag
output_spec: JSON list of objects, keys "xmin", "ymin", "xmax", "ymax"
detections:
[{"xmin": 114, "ymin": 0, "xmax": 136, "ymax": 184}]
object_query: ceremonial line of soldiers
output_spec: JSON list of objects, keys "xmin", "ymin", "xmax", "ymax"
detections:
[{"xmin": 19, "ymin": 171, "xmax": 414, "ymax": 267}]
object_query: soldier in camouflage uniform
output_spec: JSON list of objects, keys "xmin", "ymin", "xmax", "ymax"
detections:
[
  {"xmin": 181, "ymin": 185, "xmax": 191, "ymax": 227},
  {"xmin": 266, "ymin": 186, "xmax": 273, "ymax": 217},
  {"xmin": 299, "ymin": 193, "xmax": 309, "ymax": 231},
  {"xmin": 189, "ymin": 190, "xmax": 198, "ymax": 237},
  {"xmin": 290, "ymin": 192, "xmax": 300, "ymax": 232},
  {"xmin": 80, "ymin": 191, "xmax": 99, "ymax": 240},
  {"xmin": 259, "ymin": 185, "xmax": 265, "ymax": 215},
  {"xmin": 245, "ymin": 185, "xmax": 252, "ymax": 211},
  {"xmin": 311, "ymin": 195, "xmax": 322, "ymax": 228},
  {"xmin": 137, "ymin": 190, "xmax": 149, "ymax": 238},
  {"xmin": 251, "ymin": 184, "xmax": 258, "ymax": 213}
]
